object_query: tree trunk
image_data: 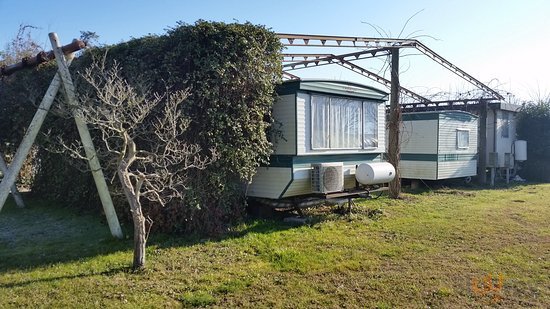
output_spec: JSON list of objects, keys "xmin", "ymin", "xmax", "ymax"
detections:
[
  {"xmin": 117, "ymin": 167, "xmax": 147, "ymax": 270},
  {"xmin": 388, "ymin": 48, "xmax": 401, "ymax": 199},
  {"xmin": 131, "ymin": 201, "xmax": 147, "ymax": 269}
]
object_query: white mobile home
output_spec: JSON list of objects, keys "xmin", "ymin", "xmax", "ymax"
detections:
[
  {"xmin": 247, "ymin": 80, "xmax": 389, "ymax": 200},
  {"xmin": 399, "ymin": 111, "xmax": 478, "ymax": 180}
]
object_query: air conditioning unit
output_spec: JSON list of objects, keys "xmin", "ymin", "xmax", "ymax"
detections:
[
  {"xmin": 311, "ymin": 162, "xmax": 344, "ymax": 194},
  {"xmin": 487, "ymin": 152, "xmax": 498, "ymax": 167}
]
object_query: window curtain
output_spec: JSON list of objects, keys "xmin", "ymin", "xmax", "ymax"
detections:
[
  {"xmin": 330, "ymin": 98, "xmax": 362, "ymax": 149},
  {"xmin": 457, "ymin": 130, "xmax": 469, "ymax": 149},
  {"xmin": 363, "ymin": 102, "xmax": 379, "ymax": 148},
  {"xmin": 311, "ymin": 96, "xmax": 378, "ymax": 150},
  {"xmin": 311, "ymin": 96, "xmax": 330, "ymax": 149}
]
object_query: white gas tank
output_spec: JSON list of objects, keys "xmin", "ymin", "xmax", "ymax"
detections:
[
  {"xmin": 514, "ymin": 140, "xmax": 527, "ymax": 161},
  {"xmin": 355, "ymin": 162, "xmax": 396, "ymax": 185}
]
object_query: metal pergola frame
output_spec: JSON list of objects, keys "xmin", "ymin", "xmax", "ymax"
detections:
[
  {"xmin": 278, "ymin": 33, "xmax": 506, "ymax": 186},
  {"xmin": 278, "ymin": 33, "xmax": 505, "ymax": 104}
]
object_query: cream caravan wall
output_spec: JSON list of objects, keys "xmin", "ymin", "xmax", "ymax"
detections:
[{"xmin": 400, "ymin": 120, "xmax": 438, "ymax": 154}]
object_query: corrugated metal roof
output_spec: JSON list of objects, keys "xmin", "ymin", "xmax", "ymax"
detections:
[
  {"xmin": 278, "ymin": 79, "xmax": 388, "ymax": 101},
  {"xmin": 489, "ymin": 102, "xmax": 522, "ymax": 112},
  {"xmin": 402, "ymin": 110, "xmax": 478, "ymax": 122}
]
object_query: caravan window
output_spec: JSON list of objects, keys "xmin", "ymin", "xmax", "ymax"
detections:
[
  {"xmin": 456, "ymin": 129, "xmax": 469, "ymax": 149},
  {"xmin": 311, "ymin": 95, "xmax": 379, "ymax": 150},
  {"xmin": 501, "ymin": 112, "xmax": 510, "ymax": 138}
]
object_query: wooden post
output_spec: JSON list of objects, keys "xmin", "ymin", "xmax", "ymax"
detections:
[
  {"xmin": 0, "ymin": 152, "xmax": 25, "ymax": 208},
  {"xmin": 477, "ymin": 99, "xmax": 488, "ymax": 184},
  {"xmin": 0, "ymin": 58, "xmax": 72, "ymax": 212},
  {"xmin": 388, "ymin": 48, "xmax": 401, "ymax": 198},
  {"xmin": 49, "ymin": 33, "xmax": 123, "ymax": 239}
]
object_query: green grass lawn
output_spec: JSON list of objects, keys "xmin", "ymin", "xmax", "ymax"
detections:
[{"xmin": 0, "ymin": 184, "xmax": 548, "ymax": 308}]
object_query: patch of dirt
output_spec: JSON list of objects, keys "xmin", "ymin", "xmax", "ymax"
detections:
[
  {"xmin": 432, "ymin": 190, "xmax": 476, "ymax": 197},
  {"xmin": 396, "ymin": 194, "xmax": 418, "ymax": 202}
]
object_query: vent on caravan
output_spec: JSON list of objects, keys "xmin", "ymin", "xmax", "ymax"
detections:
[
  {"xmin": 311, "ymin": 163, "xmax": 344, "ymax": 194},
  {"xmin": 487, "ymin": 152, "xmax": 498, "ymax": 167}
]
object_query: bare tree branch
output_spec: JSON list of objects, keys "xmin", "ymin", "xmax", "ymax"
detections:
[{"xmin": 53, "ymin": 59, "xmax": 218, "ymax": 269}]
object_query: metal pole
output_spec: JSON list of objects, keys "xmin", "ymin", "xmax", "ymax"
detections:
[
  {"xmin": 0, "ymin": 58, "xmax": 73, "ymax": 212},
  {"xmin": 49, "ymin": 33, "xmax": 123, "ymax": 239},
  {"xmin": 0, "ymin": 152, "xmax": 25, "ymax": 208}
]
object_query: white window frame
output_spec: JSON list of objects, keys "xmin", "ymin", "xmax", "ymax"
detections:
[
  {"xmin": 310, "ymin": 95, "xmax": 379, "ymax": 150},
  {"xmin": 456, "ymin": 129, "xmax": 470, "ymax": 149}
]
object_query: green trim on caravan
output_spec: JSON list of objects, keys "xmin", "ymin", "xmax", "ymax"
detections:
[
  {"xmin": 268, "ymin": 154, "xmax": 382, "ymax": 168},
  {"xmin": 400, "ymin": 153, "xmax": 477, "ymax": 162}
]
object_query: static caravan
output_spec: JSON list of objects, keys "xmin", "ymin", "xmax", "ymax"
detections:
[
  {"xmin": 247, "ymin": 80, "xmax": 393, "ymax": 200},
  {"xmin": 399, "ymin": 111, "xmax": 478, "ymax": 180}
]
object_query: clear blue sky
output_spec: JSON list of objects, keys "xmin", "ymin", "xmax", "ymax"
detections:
[{"xmin": 1, "ymin": 0, "xmax": 549, "ymax": 101}]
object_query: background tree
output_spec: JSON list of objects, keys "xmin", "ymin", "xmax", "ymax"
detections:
[
  {"xmin": 0, "ymin": 24, "xmax": 45, "ymax": 189},
  {"xmin": 63, "ymin": 60, "xmax": 217, "ymax": 269},
  {"xmin": 516, "ymin": 98, "xmax": 550, "ymax": 182},
  {"xmin": 0, "ymin": 24, "xmax": 42, "ymax": 66}
]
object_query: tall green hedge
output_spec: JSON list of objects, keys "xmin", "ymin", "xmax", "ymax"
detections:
[
  {"xmin": 516, "ymin": 101, "xmax": 550, "ymax": 182},
  {"xmin": 1, "ymin": 21, "xmax": 282, "ymax": 234}
]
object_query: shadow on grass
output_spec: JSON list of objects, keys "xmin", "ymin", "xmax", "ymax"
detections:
[
  {"xmin": 146, "ymin": 212, "xmax": 298, "ymax": 252},
  {"xmin": 0, "ymin": 196, "xmax": 134, "ymax": 272},
  {"xmin": 0, "ymin": 266, "xmax": 131, "ymax": 289},
  {"xmin": 0, "ymin": 195, "xmax": 297, "ymax": 273},
  {"xmin": 402, "ymin": 178, "xmax": 539, "ymax": 195}
]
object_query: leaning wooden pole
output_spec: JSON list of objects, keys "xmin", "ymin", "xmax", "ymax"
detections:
[
  {"xmin": 0, "ymin": 59, "xmax": 73, "ymax": 213},
  {"xmin": 49, "ymin": 33, "xmax": 123, "ymax": 239},
  {"xmin": 0, "ymin": 152, "xmax": 25, "ymax": 208},
  {"xmin": 0, "ymin": 41, "xmax": 87, "ymax": 212},
  {"xmin": 388, "ymin": 48, "xmax": 401, "ymax": 198}
]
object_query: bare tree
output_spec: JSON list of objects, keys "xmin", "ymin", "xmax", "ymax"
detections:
[
  {"xmin": 0, "ymin": 24, "xmax": 44, "ymax": 202},
  {"xmin": 0, "ymin": 24, "xmax": 42, "ymax": 66},
  {"xmin": 63, "ymin": 60, "xmax": 217, "ymax": 269}
]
